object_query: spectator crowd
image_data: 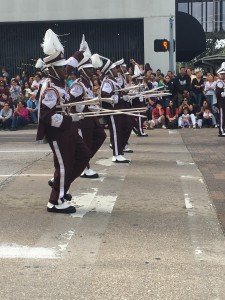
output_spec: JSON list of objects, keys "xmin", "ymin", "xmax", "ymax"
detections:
[{"xmin": 0, "ymin": 64, "xmax": 219, "ymax": 131}]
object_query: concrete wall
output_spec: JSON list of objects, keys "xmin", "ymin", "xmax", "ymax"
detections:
[{"xmin": 0, "ymin": 0, "xmax": 175, "ymax": 73}]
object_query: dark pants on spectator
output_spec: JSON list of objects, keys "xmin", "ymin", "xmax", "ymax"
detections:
[
  {"xmin": 0, "ymin": 118, "xmax": 12, "ymax": 129},
  {"xmin": 11, "ymin": 116, "xmax": 29, "ymax": 129}
]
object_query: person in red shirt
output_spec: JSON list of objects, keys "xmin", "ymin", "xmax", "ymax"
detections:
[
  {"xmin": 166, "ymin": 99, "xmax": 178, "ymax": 129},
  {"xmin": 10, "ymin": 100, "xmax": 29, "ymax": 131},
  {"xmin": 149, "ymin": 102, "xmax": 166, "ymax": 129}
]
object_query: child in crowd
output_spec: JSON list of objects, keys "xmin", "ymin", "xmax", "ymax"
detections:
[
  {"xmin": 181, "ymin": 108, "xmax": 190, "ymax": 128},
  {"xmin": 202, "ymin": 108, "xmax": 213, "ymax": 127},
  {"xmin": 149, "ymin": 102, "xmax": 166, "ymax": 129}
]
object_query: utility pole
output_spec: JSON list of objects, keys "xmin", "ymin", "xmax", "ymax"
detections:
[{"xmin": 169, "ymin": 15, "xmax": 175, "ymax": 73}]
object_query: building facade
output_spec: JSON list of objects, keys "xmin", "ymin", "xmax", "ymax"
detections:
[
  {"xmin": 177, "ymin": 0, "xmax": 225, "ymax": 32},
  {"xmin": 0, "ymin": 0, "xmax": 175, "ymax": 76}
]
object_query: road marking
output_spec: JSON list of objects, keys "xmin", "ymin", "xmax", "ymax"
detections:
[
  {"xmin": 57, "ymin": 230, "xmax": 75, "ymax": 255},
  {"xmin": 184, "ymin": 193, "xmax": 194, "ymax": 209},
  {"xmin": 70, "ymin": 188, "xmax": 118, "ymax": 218},
  {"xmin": 95, "ymin": 158, "xmax": 114, "ymax": 167},
  {"xmin": 0, "ymin": 244, "xmax": 57, "ymax": 259},
  {"xmin": 176, "ymin": 160, "xmax": 195, "ymax": 166},
  {"xmin": 168, "ymin": 130, "xmax": 178, "ymax": 134},
  {"xmin": 0, "ymin": 150, "xmax": 50, "ymax": 153},
  {"xmin": 0, "ymin": 174, "xmax": 53, "ymax": 177}
]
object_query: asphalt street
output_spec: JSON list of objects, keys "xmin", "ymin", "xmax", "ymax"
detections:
[{"xmin": 1, "ymin": 127, "xmax": 225, "ymax": 300}]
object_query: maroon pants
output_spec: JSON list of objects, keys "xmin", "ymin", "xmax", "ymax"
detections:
[
  {"xmin": 218, "ymin": 99, "xmax": 225, "ymax": 135},
  {"xmin": 107, "ymin": 114, "xmax": 133, "ymax": 156},
  {"xmin": 48, "ymin": 129, "xmax": 91, "ymax": 205}
]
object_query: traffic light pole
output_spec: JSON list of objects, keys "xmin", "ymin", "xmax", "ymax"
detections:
[{"xmin": 169, "ymin": 15, "xmax": 175, "ymax": 73}]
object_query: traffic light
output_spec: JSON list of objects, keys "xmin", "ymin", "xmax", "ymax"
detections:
[{"xmin": 154, "ymin": 39, "xmax": 170, "ymax": 52}]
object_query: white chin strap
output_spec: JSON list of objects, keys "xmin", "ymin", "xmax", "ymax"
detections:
[
  {"xmin": 79, "ymin": 67, "xmax": 91, "ymax": 79},
  {"xmin": 47, "ymin": 64, "xmax": 60, "ymax": 80},
  {"xmin": 108, "ymin": 69, "xmax": 114, "ymax": 77},
  {"xmin": 51, "ymin": 65, "xmax": 61, "ymax": 80}
]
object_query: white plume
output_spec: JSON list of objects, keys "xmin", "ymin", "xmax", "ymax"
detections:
[
  {"xmin": 133, "ymin": 64, "xmax": 141, "ymax": 76},
  {"xmin": 221, "ymin": 62, "xmax": 225, "ymax": 69},
  {"xmin": 79, "ymin": 34, "xmax": 88, "ymax": 52},
  {"xmin": 41, "ymin": 29, "xmax": 64, "ymax": 55},
  {"xmin": 91, "ymin": 54, "xmax": 103, "ymax": 68},
  {"xmin": 84, "ymin": 44, "xmax": 92, "ymax": 59},
  {"xmin": 35, "ymin": 58, "xmax": 44, "ymax": 69}
]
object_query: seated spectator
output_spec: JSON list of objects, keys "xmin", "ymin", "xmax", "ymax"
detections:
[
  {"xmin": 26, "ymin": 92, "xmax": 38, "ymax": 123},
  {"xmin": 93, "ymin": 78, "xmax": 100, "ymax": 96},
  {"xmin": 31, "ymin": 73, "xmax": 42, "ymax": 95},
  {"xmin": 149, "ymin": 73, "xmax": 158, "ymax": 89},
  {"xmin": 180, "ymin": 108, "xmax": 191, "ymax": 128},
  {"xmin": 29, "ymin": 76, "xmax": 34, "ymax": 87},
  {"xmin": 0, "ymin": 79, "xmax": 10, "ymax": 100},
  {"xmin": 166, "ymin": 99, "xmax": 178, "ymax": 129},
  {"xmin": 22, "ymin": 81, "xmax": 32, "ymax": 101},
  {"xmin": 149, "ymin": 102, "xmax": 166, "ymax": 129},
  {"xmin": 195, "ymin": 99, "xmax": 216, "ymax": 128},
  {"xmin": 0, "ymin": 103, "xmax": 13, "ymax": 130},
  {"xmin": 178, "ymin": 97, "xmax": 197, "ymax": 128},
  {"xmin": 10, "ymin": 79, "xmax": 21, "ymax": 107},
  {"xmin": 21, "ymin": 70, "xmax": 29, "ymax": 86},
  {"xmin": 10, "ymin": 101, "xmax": 29, "ymax": 131},
  {"xmin": 202, "ymin": 108, "xmax": 213, "ymax": 127},
  {"xmin": 0, "ymin": 93, "xmax": 13, "ymax": 110},
  {"xmin": 146, "ymin": 96, "xmax": 156, "ymax": 121}
]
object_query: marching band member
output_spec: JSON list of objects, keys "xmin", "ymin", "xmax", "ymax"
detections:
[
  {"xmin": 36, "ymin": 29, "xmax": 91, "ymax": 214},
  {"xmin": 215, "ymin": 62, "xmax": 225, "ymax": 137},
  {"xmin": 115, "ymin": 59, "xmax": 134, "ymax": 153},
  {"xmin": 130, "ymin": 64, "xmax": 148, "ymax": 137},
  {"xmin": 68, "ymin": 38, "xmax": 106, "ymax": 178},
  {"xmin": 92, "ymin": 54, "xmax": 132, "ymax": 163}
]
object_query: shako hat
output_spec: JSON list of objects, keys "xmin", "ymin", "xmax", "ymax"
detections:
[{"xmin": 41, "ymin": 29, "xmax": 66, "ymax": 67}]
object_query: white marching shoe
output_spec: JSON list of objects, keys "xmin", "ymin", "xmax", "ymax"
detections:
[
  {"xmin": 47, "ymin": 201, "xmax": 76, "ymax": 214},
  {"xmin": 80, "ymin": 167, "xmax": 99, "ymax": 178},
  {"xmin": 112, "ymin": 155, "xmax": 130, "ymax": 163},
  {"xmin": 123, "ymin": 145, "xmax": 133, "ymax": 153}
]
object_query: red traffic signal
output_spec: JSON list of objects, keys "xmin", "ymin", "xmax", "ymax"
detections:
[{"xmin": 154, "ymin": 39, "xmax": 170, "ymax": 52}]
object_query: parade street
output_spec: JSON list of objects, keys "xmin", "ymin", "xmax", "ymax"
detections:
[{"xmin": 1, "ymin": 127, "xmax": 225, "ymax": 300}]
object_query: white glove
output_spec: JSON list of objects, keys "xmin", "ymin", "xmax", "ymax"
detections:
[
  {"xmin": 122, "ymin": 95, "xmax": 130, "ymax": 102},
  {"xmin": 139, "ymin": 96, "xmax": 144, "ymax": 102},
  {"xmin": 71, "ymin": 114, "xmax": 84, "ymax": 122},
  {"xmin": 88, "ymin": 105, "xmax": 101, "ymax": 112},
  {"xmin": 76, "ymin": 104, "xmax": 85, "ymax": 113},
  {"xmin": 111, "ymin": 94, "xmax": 119, "ymax": 104},
  {"xmin": 221, "ymin": 92, "xmax": 225, "ymax": 97}
]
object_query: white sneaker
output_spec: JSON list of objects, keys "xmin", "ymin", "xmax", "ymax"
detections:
[
  {"xmin": 123, "ymin": 146, "xmax": 133, "ymax": 153},
  {"xmin": 112, "ymin": 155, "xmax": 130, "ymax": 163},
  {"xmin": 162, "ymin": 125, "xmax": 167, "ymax": 129},
  {"xmin": 80, "ymin": 167, "xmax": 99, "ymax": 178},
  {"xmin": 47, "ymin": 201, "xmax": 76, "ymax": 214}
]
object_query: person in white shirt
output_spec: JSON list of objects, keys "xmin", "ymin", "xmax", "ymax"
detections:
[
  {"xmin": 31, "ymin": 73, "xmax": 41, "ymax": 96},
  {"xmin": 204, "ymin": 73, "xmax": 217, "ymax": 107}
]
